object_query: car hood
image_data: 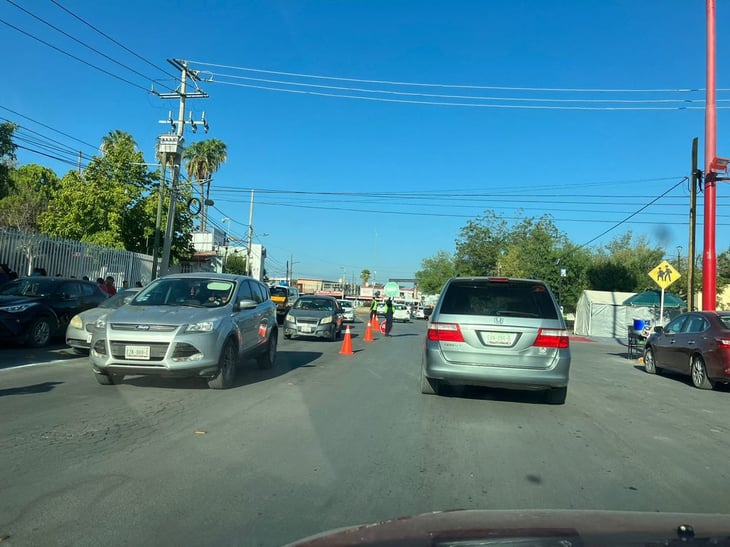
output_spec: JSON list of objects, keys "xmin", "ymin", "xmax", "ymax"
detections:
[
  {"xmin": 0, "ymin": 295, "xmax": 42, "ymax": 307},
  {"xmin": 286, "ymin": 510, "xmax": 730, "ymax": 546},
  {"xmin": 104, "ymin": 304, "xmax": 228, "ymax": 325},
  {"xmin": 75, "ymin": 307, "xmax": 111, "ymax": 323}
]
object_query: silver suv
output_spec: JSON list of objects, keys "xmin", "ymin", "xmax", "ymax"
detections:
[
  {"xmin": 90, "ymin": 273, "xmax": 277, "ymax": 389},
  {"xmin": 422, "ymin": 277, "xmax": 571, "ymax": 404}
]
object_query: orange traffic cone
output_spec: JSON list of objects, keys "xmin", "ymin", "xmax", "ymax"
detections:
[
  {"xmin": 339, "ymin": 325, "xmax": 354, "ymax": 355},
  {"xmin": 363, "ymin": 318, "xmax": 374, "ymax": 342}
]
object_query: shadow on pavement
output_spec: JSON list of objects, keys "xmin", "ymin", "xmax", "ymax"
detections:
[
  {"xmin": 631, "ymin": 364, "xmax": 730, "ymax": 392},
  {"xmin": 117, "ymin": 350, "xmax": 324, "ymax": 390},
  {"xmin": 0, "ymin": 343, "xmax": 82, "ymax": 370},
  {"xmin": 0, "ymin": 381, "xmax": 64, "ymax": 397},
  {"xmin": 440, "ymin": 384, "xmax": 556, "ymax": 405}
]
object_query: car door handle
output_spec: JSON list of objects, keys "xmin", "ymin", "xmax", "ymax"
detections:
[{"xmin": 687, "ymin": 340, "xmax": 696, "ymax": 345}]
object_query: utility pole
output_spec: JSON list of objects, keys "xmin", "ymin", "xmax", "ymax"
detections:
[
  {"xmin": 246, "ymin": 189, "xmax": 255, "ymax": 276},
  {"xmin": 156, "ymin": 59, "xmax": 208, "ymax": 277},
  {"xmin": 77, "ymin": 151, "xmax": 82, "ymax": 174},
  {"xmin": 151, "ymin": 151, "xmax": 167, "ymax": 279},
  {"xmin": 703, "ymin": 0, "xmax": 718, "ymax": 311},
  {"xmin": 688, "ymin": 137, "xmax": 698, "ymax": 311}
]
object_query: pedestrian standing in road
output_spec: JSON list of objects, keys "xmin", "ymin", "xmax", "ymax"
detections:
[
  {"xmin": 370, "ymin": 298, "xmax": 379, "ymax": 323},
  {"xmin": 384, "ymin": 297, "xmax": 394, "ymax": 337}
]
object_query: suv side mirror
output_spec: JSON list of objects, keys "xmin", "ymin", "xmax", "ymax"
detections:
[
  {"xmin": 654, "ymin": 325, "xmax": 664, "ymax": 334},
  {"xmin": 236, "ymin": 298, "xmax": 258, "ymax": 311}
]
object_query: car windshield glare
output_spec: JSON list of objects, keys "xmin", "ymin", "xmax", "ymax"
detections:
[
  {"xmin": 295, "ymin": 298, "xmax": 333, "ymax": 312},
  {"xmin": 132, "ymin": 278, "xmax": 235, "ymax": 307}
]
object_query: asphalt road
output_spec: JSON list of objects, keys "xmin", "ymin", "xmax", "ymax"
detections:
[{"xmin": 1, "ymin": 317, "xmax": 729, "ymax": 546}]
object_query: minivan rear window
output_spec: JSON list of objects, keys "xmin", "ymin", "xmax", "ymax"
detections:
[{"xmin": 440, "ymin": 281, "xmax": 559, "ymax": 319}]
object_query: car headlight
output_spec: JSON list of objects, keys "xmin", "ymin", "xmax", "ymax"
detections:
[
  {"xmin": 0, "ymin": 303, "xmax": 34, "ymax": 313},
  {"xmin": 185, "ymin": 321, "xmax": 214, "ymax": 333},
  {"xmin": 69, "ymin": 315, "xmax": 83, "ymax": 329},
  {"xmin": 95, "ymin": 314, "xmax": 108, "ymax": 329},
  {"xmin": 320, "ymin": 316, "xmax": 332, "ymax": 325},
  {"xmin": 285, "ymin": 314, "xmax": 294, "ymax": 323}
]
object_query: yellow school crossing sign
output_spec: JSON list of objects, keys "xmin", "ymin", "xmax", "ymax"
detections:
[{"xmin": 648, "ymin": 260, "xmax": 681, "ymax": 289}]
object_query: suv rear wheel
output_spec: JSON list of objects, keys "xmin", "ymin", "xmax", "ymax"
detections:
[{"xmin": 257, "ymin": 330, "xmax": 277, "ymax": 369}]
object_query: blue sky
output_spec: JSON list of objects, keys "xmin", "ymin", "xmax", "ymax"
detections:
[{"xmin": 2, "ymin": 0, "xmax": 729, "ymax": 283}]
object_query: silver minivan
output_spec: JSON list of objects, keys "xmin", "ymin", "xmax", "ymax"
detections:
[
  {"xmin": 422, "ymin": 277, "xmax": 571, "ymax": 404},
  {"xmin": 90, "ymin": 273, "xmax": 277, "ymax": 389}
]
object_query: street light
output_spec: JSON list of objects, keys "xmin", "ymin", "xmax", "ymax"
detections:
[{"xmin": 676, "ymin": 245, "xmax": 683, "ymax": 270}]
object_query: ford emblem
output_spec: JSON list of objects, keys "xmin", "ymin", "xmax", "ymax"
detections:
[{"xmin": 136, "ymin": 324, "xmax": 150, "ymax": 331}]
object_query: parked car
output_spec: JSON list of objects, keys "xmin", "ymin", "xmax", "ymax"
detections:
[
  {"xmin": 338, "ymin": 299, "xmax": 355, "ymax": 322},
  {"xmin": 89, "ymin": 273, "xmax": 277, "ymax": 389},
  {"xmin": 66, "ymin": 288, "xmax": 141, "ymax": 354},
  {"xmin": 421, "ymin": 277, "xmax": 571, "ymax": 404},
  {"xmin": 415, "ymin": 306, "xmax": 425, "ymax": 320},
  {"xmin": 284, "ymin": 295, "xmax": 343, "ymax": 341},
  {"xmin": 393, "ymin": 304, "xmax": 411, "ymax": 322},
  {"xmin": 0, "ymin": 277, "xmax": 109, "ymax": 347},
  {"xmin": 269, "ymin": 285, "xmax": 300, "ymax": 324},
  {"xmin": 643, "ymin": 311, "xmax": 730, "ymax": 390}
]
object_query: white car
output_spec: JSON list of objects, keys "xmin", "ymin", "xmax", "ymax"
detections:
[
  {"xmin": 338, "ymin": 300, "xmax": 355, "ymax": 322},
  {"xmin": 393, "ymin": 304, "xmax": 411, "ymax": 322},
  {"xmin": 415, "ymin": 307, "xmax": 425, "ymax": 320}
]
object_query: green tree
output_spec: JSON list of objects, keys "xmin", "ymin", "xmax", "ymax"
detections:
[
  {"xmin": 0, "ymin": 164, "xmax": 59, "ymax": 232},
  {"xmin": 454, "ymin": 211, "xmax": 511, "ymax": 276},
  {"xmin": 360, "ymin": 269, "xmax": 371, "ymax": 286},
  {"xmin": 224, "ymin": 254, "xmax": 247, "ymax": 275},
  {"xmin": 40, "ymin": 130, "xmax": 155, "ymax": 249},
  {"xmin": 182, "ymin": 138, "xmax": 227, "ymax": 229},
  {"xmin": 416, "ymin": 251, "xmax": 455, "ymax": 293},
  {"xmin": 717, "ymin": 247, "xmax": 730, "ymax": 287},
  {"xmin": 0, "ymin": 121, "xmax": 18, "ymax": 199}
]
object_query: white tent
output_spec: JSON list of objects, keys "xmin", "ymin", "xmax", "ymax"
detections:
[{"xmin": 574, "ymin": 290, "xmax": 639, "ymax": 337}]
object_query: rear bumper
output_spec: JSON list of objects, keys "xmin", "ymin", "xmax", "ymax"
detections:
[{"xmin": 424, "ymin": 346, "xmax": 570, "ymax": 390}]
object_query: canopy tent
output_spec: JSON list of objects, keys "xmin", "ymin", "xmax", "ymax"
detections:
[{"xmin": 574, "ymin": 289, "xmax": 687, "ymax": 337}]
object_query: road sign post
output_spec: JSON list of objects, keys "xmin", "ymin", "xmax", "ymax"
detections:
[{"xmin": 648, "ymin": 261, "xmax": 682, "ymax": 325}]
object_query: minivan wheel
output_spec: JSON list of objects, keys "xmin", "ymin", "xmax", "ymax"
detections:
[
  {"xmin": 545, "ymin": 386, "xmax": 567, "ymax": 405},
  {"xmin": 208, "ymin": 339, "xmax": 237, "ymax": 389},
  {"xmin": 690, "ymin": 355, "xmax": 715, "ymax": 390},
  {"xmin": 420, "ymin": 371, "xmax": 441, "ymax": 395},
  {"xmin": 257, "ymin": 330, "xmax": 277, "ymax": 369}
]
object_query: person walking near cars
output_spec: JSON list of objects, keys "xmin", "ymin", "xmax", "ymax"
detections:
[
  {"xmin": 104, "ymin": 276, "xmax": 117, "ymax": 296},
  {"xmin": 384, "ymin": 297, "xmax": 394, "ymax": 337}
]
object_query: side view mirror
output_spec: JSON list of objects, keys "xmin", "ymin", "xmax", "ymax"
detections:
[
  {"xmin": 654, "ymin": 326, "xmax": 664, "ymax": 334},
  {"xmin": 236, "ymin": 298, "xmax": 258, "ymax": 311}
]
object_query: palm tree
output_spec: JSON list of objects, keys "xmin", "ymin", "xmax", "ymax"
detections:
[
  {"xmin": 182, "ymin": 139, "xmax": 227, "ymax": 232},
  {"xmin": 360, "ymin": 269, "xmax": 371, "ymax": 286}
]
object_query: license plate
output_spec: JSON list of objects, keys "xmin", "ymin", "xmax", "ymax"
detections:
[
  {"xmin": 301, "ymin": 326, "xmax": 314, "ymax": 333},
  {"xmin": 125, "ymin": 345, "xmax": 150, "ymax": 360},
  {"xmin": 86, "ymin": 333, "xmax": 93, "ymax": 343},
  {"xmin": 485, "ymin": 332, "xmax": 514, "ymax": 346}
]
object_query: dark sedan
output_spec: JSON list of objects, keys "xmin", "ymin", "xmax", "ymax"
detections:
[
  {"xmin": 643, "ymin": 311, "xmax": 730, "ymax": 389},
  {"xmin": 0, "ymin": 277, "xmax": 109, "ymax": 347},
  {"xmin": 283, "ymin": 295, "xmax": 343, "ymax": 341}
]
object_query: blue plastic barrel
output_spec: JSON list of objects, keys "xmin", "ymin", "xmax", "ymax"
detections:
[{"xmin": 633, "ymin": 319, "xmax": 648, "ymax": 332}]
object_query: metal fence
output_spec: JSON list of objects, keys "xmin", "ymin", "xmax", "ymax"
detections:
[{"xmin": 0, "ymin": 229, "xmax": 153, "ymax": 285}]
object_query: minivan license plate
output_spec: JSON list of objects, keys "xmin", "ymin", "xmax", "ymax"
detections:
[
  {"xmin": 125, "ymin": 345, "xmax": 150, "ymax": 360},
  {"xmin": 485, "ymin": 332, "xmax": 513, "ymax": 346}
]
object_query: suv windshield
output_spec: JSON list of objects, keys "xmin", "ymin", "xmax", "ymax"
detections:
[
  {"xmin": 0, "ymin": 278, "xmax": 56, "ymax": 297},
  {"xmin": 132, "ymin": 278, "xmax": 235, "ymax": 308},
  {"xmin": 440, "ymin": 280, "xmax": 559, "ymax": 319}
]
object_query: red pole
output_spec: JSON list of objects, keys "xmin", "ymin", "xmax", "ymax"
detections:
[{"xmin": 703, "ymin": 0, "xmax": 717, "ymax": 311}]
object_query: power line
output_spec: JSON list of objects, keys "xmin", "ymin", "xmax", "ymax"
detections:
[
  {"xmin": 0, "ymin": 16, "xmax": 152, "ymax": 93},
  {"xmin": 189, "ymin": 60, "xmax": 710, "ymax": 93},
  {"xmin": 0, "ymin": 105, "xmax": 98, "ymax": 150},
  {"xmin": 12, "ymin": 134, "xmax": 91, "ymax": 163},
  {"xmin": 14, "ymin": 144, "xmax": 84, "ymax": 168},
  {"xmin": 211, "ymin": 79, "xmax": 724, "ymax": 110},
  {"xmin": 49, "ymin": 0, "xmax": 180, "ymax": 82},
  {"xmin": 575, "ymin": 178, "xmax": 689, "ymax": 250},
  {"xmin": 9, "ymin": 124, "xmax": 96, "ymax": 162},
  {"xmin": 208, "ymin": 71, "xmax": 711, "ymax": 105},
  {"xmin": 6, "ymin": 0, "xmax": 176, "ymax": 93}
]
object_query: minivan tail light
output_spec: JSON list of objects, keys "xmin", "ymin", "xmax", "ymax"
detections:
[
  {"xmin": 533, "ymin": 328, "xmax": 569, "ymax": 349},
  {"xmin": 427, "ymin": 322, "xmax": 464, "ymax": 342}
]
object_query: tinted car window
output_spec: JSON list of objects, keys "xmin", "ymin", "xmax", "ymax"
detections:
[
  {"xmin": 685, "ymin": 315, "xmax": 709, "ymax": 333},
  {"xmin": 0, "ymin": 278, "xmax": 55, "ymax": 296},
  {"xmin": 719, "ymin": 315, "xmax": 730, "ymax": 329},
  {"xmin": 294, "ymin": 297, "xmax": 334, "ymax": 311},
  {"xmin": 440, "ymin": 280, "xmax": 558, "ymax": 319},
  {"xmin": 236, "ymin": 279, "xmax": 254, "ymax": 301},
  {"xmin": 664, "ymin": 315, "xmax": 687, "ymax": 334},
  {"xmin": 132, "ymin": 278, "xmax": 234, "ymax": 307},
  {"xmin": 60, "ymin": 282, "xmax": 81, "ymax": 298},
  {"xmin": 81, "ymin": 283, "xmax": 96, "ymax": 296},
  {"xmin": 248, "ymin": 281, "xmax": 264, "ymax": 304}
]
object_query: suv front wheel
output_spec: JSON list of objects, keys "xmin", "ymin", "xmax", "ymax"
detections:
[{"xmin": 208, "ymin": 339, "xmax": 237, "ymax": 389}]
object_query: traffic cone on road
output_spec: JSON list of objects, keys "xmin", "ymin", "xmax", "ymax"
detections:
[
  {"xmin": 339, "ymin": 325, "xmax": 354, "ymax": 355},
  {"xmin": 363, "ymin": 319, "xmax": 374, "ymax": 342}
]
